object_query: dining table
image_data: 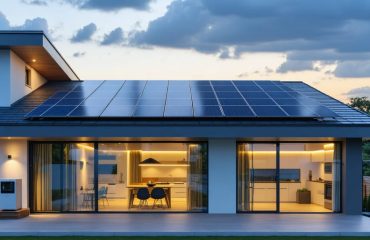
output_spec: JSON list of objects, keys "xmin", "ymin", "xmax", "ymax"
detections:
[{"xmin": 127, "ymin": 184, "xmax": 172, "ymax": 208}]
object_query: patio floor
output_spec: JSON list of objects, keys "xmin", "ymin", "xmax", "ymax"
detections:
[{"xmin": 1, "ymin": 213, "xmax": 370, "ymax": 236}]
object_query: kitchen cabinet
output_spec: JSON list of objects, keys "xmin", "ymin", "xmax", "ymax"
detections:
[
  {"xmin": 252, "ymin": 183, "xmax": 301, "ymax": 202},
  {"xmin": 306, "ymin": 181, "xmax": 324, "ymax": 205},
  {"xmin": 171, "ymin": 183, "xmax": 187, "ymax": 198}
]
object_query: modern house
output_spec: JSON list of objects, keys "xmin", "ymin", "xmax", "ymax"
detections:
[{"xmin": 1, "ymin": 31, "xmax": 370, "ymax": 216}]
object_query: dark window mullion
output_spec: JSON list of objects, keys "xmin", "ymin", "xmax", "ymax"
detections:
[
  {"xmin": 276, "ymin": 143, "xmax": 280, "ymax": 213},
  {"xmin": 94, "ymin": 142, "xmax": 99, "ymax": 212}
]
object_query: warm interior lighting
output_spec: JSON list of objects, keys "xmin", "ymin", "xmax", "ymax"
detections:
[
  {"xmin": 240, "ymin": 150, "xmax": 334, "ymax": 154},
  {"xmin": 139, "ymin": 163, "xmax": 190, "ymax": 167},
  {"xmin": 76, "ymin": 144, "xmax": 94, "ymax": 151},
  {"xmin": 32, "ymin": 59, "xmax": 36, "ymax": 63}
]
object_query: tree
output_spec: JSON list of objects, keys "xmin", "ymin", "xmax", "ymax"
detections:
[{"xmin": 348, "ymin": 97, "xmax": 370, "ymax": 114}]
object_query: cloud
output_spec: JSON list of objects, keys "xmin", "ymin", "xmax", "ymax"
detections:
[
  {"xmin": 62, "ymin": 0, "xmax": 151, "ymax": 11},
  {"xmin": 129, "ymin": 0, "xmax": 370, "ymax": 77},
  {"xmin": 345, "ymin": 87, "xmax": 370, "ymax": 97},
  {"xmin": 22, "ymin": 0, "xmax": 48, "ymax": 6},
  {"xmin": 14, "ymin": 18, "xmax": 50, "ymax": 35},
  {"xmin": 71, "ymin": 23, "xmax": 97, "ymax": 43},
  {"xmin": 73, "ymin": 51, "xmax": 86, "ymax": 57},
  {"xmin": 0, "ymin": 12, "xmax": 51, "ymax": 36},
  {"xmin": 277, "ymin": 60, "xmax": 315, "ymax": 73},
  {"xmin": 100, "ymin": 27, "xmax": 124, "ymax": 46},
  {"xmin": 334, "ymin": 61, "xmax": 370, "ymax": 78},
  {"xmin": 0, "ymin": 12, "xmax": 10, "ymax": 29}
]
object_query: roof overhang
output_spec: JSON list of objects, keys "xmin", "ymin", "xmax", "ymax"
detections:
[
  {"xmin": 0, "ymin": 31, "xmax": 79, "ymax": 81},
  {"xmin": 0, "ymin": 124, "xmax": 369, "ymax": 138}
]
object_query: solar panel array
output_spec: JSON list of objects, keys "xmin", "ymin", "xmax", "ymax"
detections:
[{"xmin": 25, "ymin": 80, "xmax": 338, "ymax": 119}]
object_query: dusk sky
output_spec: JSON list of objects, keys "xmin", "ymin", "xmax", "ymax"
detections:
[{"xmin": 1, "ymin": 0, "xmax": 370, "ymax": 102}]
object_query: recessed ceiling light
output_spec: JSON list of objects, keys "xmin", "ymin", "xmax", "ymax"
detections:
[{"xmin": 32, "ymin": 59, "xmax": 36, "ymax": 63}]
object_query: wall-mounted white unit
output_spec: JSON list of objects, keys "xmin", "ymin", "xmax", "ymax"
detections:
[{"xmin": 0, "ymin": 179, "xmax": 22, "ymax": 211}]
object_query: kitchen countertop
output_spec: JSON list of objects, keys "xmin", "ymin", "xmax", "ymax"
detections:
[{"xmin": 307, "ymin": 180, "xmax": 325, "ymax": 183}]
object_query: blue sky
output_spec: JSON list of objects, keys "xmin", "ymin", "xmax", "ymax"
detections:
[{"xmin": 0, "ymin": 0, "xmax": 370, "ymax": 101}]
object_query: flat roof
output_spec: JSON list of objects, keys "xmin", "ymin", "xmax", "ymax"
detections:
[{"xmin": 0, "ymin": 31, "xmax": 79, "ymax": 81}]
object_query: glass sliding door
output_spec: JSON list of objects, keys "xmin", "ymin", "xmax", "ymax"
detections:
[
  {"xmin": 279, "ymin": 143, "xmax": 341, "ymax": 212},
  {"xmin": 96, "ymin": 142, "xmax": 207, "ymax": 212},
  {"xmin": 238, "ymin": 143, "xmax": 278, "ymax": 212},
  {"xmin": 238, "ymin": 142, "xmax": 341, "ymax": 213},
  {"xmin": 31, "ymin": 141, "xmax": 207, "ymax": 213},
  {"xmin": 31, "ymin": 143, "xmax": 95, "ymax": 212}
]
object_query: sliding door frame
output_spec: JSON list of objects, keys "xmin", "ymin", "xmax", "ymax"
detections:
[
  {"xmin": 29, "ymin": 140, "xmax": 208, "ymax": 214},
  {"xmin": 236, "ymin": 140, "xmax": 343, "ymax": 214}
]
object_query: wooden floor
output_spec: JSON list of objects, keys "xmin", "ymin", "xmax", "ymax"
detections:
[
  {"xmin": 98, "ymin": 198, "xmax": 188, "ymax": 212},
  {"xmin": 252, "ymin": 203, "xmax": 331, "ymax": 212}
]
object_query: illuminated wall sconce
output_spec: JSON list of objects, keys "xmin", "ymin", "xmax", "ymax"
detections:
[{"xmin": 7, "ymin": 155, "xmax": 12, "ymax": 160}]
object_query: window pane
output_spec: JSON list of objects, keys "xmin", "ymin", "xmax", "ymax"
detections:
[
  {"xmin": 97, "ymin": 142, "xmax": 208, "ymax": 212},
  {"xmin": 279, "ymin": 143, "xmax": 341, "ymax": 212},
  {"xmin": 32, "ymin": 143, "xmax": 95, "ymax": 212}
]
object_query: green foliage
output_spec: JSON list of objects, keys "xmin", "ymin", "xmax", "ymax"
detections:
[
  {"xmin": 348, "ymin": 96, "xmax": 370, "ymax": 114},
  {"xmin": 297, "ymin": 188, "xmax": 309, "ymax": 192}
]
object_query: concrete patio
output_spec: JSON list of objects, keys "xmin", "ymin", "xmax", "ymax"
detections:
[{"xmin": 1, "ymin": 214, "xmax": 370, "ymax": 236}]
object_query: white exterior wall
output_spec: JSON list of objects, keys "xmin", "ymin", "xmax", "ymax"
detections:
[
  {"xmin": 0, "ymin": 49, "xmax": 47, "ymax": 107},
  {"xmin": 0, "ymin": 140, "xmax": 28, "ymax": 208},
  {"xmin": 208, "ymin": 138, "xmax": 236, "ymax": 213}
]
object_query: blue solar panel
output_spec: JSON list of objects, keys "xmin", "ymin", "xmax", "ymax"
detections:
[
  {"xmin": 215, "ymin": 92, "xmax": 242, "ymax": 98},
  {"xmin": 56, "ymin": 99, "xmax": 84, "ymax": 105},
  {"xmin": 251, "ymin": 106, "xmax": 288, "ymax": 117},
  {"xmin": 164, "ymin": 106, "xmax": 193, "ymax": 117},
  {"xmin": 192, "ymin": 98, "xmax": 219, "ymax": 105},
  {"xmin": 222, "ymin": 106, "xmax": 255, "ymax": 117},
  {"xmin": 25, "ymin": 80, "xmax": 340, "ymax": 119},
  {"xmin": 101, "ymin": 105, "xmax": 135, "ymax": 117},
  {"xmin": 27, "ymin": 105, "xmax": 52, "ymax": 117},
  {"xmin": 69, "ymin": 106, "xmax": 105, "ymax": 117},
  {"xmin": 241, "ymin": 92, "xmax": 269, "ymax": 99},
  {"xmin": 42, "ymin": 106, "xmax": 76, "ymax": 117},
  {"xmin": 166, "ymin": 99, "xmax": 192, "ymax": 106},
  {"xmin": 133, "ymin": 105, "xmax": 164, "ymax": 117},
  {"xmin": 219, "ymin": 98, "xmax": 247, "ymax": 106},
  {"xmin": 236, "ymin": 85, "xmax": 261, "ymax": 91},
  {"xmin": 247, "ymin": 98, "xmax": 277, "ymax": 106},
  {"xmin": 194, "ymin": 106, "xmax": 223, "ymax": 117}
]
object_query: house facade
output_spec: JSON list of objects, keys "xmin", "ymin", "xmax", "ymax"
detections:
[{"xmin": 0, "ymin": 31, "xmax": 370, "ymax": 215}]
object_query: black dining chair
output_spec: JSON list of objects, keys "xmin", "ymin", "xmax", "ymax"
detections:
[
  {"xmin": 151, "ymin": 187, "xmax": 166, "ymax": 208},
  {"xmin": 137, "ymin": 188, "xmax": 150, "ymax": 208}
]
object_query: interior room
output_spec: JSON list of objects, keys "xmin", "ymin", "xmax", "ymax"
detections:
[
  {"xmin": 31, "ymin": 142, "xmax": 208, "ymax": 213},
  {"xmin": 238, "ymin": 142, "xmax": 341, "ymax": 213}
]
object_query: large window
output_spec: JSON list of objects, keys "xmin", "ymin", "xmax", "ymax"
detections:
[
  {"xmin": 31, "ymin": 143, "xmax": 95, "ymax": 212},
  {"xmin": 31, "ymin": 142, "xmax": 207, "ymax": 213},
  {"xmin": 237, "ymin": 142, "xmax": 341, "ymax": 213}
]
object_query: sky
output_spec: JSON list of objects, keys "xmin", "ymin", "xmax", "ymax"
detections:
[{"xmin": 0, "ymin": 0, "xmax": 370, "ymax": 102}]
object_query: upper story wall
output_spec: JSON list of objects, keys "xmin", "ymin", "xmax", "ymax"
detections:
[{"xmin": 0, "ymin": 49, "xmax": 47, "ymax": 107}]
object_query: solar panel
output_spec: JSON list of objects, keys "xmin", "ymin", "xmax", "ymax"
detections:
[
  {"xmin": 25, "ymin": 80, "xmax": 339, "ymax": 119},
  {"xmin": 193, "ymin": 105, "xmax": 223, "ymax": 117},
  {"xmin": 251, "ymin": 106, "xmax": 288, "ymax": 117},
  {"xmin": 222, "ymin": 106, "xmax": 255, "ymax": 117}
]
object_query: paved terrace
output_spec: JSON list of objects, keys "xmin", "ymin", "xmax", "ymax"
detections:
[{"xmin": 1, "ymin": 214, "xmax": 370, "ymax": 236}]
